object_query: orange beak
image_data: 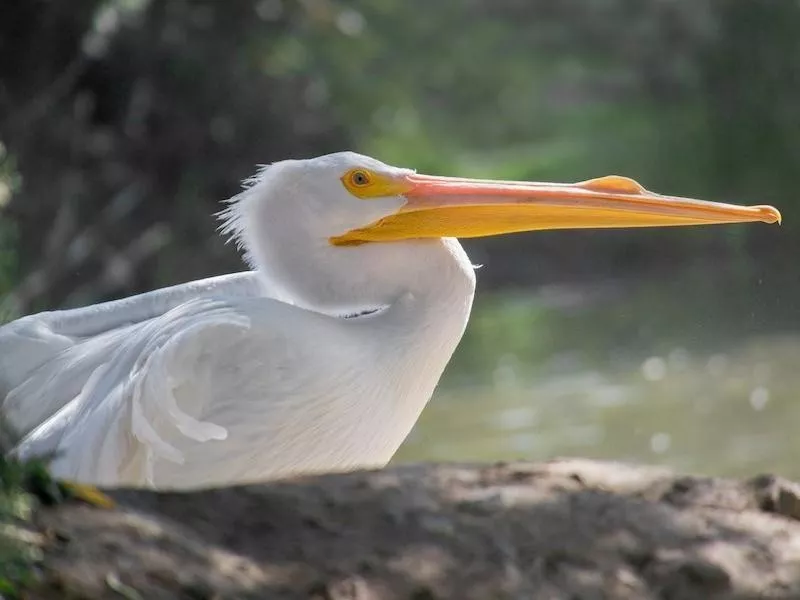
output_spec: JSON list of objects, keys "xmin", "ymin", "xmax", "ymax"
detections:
[{"xmin": 331, "ymin": 172, "xmax": 781, "ymax": 245}]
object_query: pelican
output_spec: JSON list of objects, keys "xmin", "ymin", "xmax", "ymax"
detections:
[{"xmin": 0, "ymin": 152, "xmax": 780, "ymax": 489}]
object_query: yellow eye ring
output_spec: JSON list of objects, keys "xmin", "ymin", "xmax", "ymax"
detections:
[
  {"xmin": 341, "ymin": 168, "xmax": 411, "ymax": 199},
  {"xmin": 349, "ymin": 170, "xmax": 372, "ymax": 187}
]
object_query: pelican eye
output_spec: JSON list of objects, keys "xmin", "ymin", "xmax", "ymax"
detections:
[
  {"xmin": 342, "ymin": 168, "xmax": 409, "ymax": 199},
  {"xmin": 349, "ymin": 170, "xmax": 372, "ymax": 187}
]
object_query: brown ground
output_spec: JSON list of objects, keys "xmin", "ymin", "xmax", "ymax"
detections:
[{"xmin": 15, "ymin": 458, "xmax": 800, "ymax": 599}]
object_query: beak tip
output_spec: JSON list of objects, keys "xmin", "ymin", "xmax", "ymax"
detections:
[{"xmin": 759, "ymin": 205, "xmax": 782, "ymax": 225}]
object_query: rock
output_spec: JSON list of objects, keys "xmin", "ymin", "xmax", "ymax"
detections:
[
  {"xmin": 749, "ymin": 473, "xmax": 800, "ymax": 521},
  {"xmin": 18, "ymin": 459, "xmax": 800, "ymax": 599}
]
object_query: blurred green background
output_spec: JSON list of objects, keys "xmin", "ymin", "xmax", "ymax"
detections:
[{"xmin": 1, "ymin": 0, "xmax": 799, "ymax": 476}]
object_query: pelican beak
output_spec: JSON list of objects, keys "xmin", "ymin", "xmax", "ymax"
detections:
[{"xmin": 330, "ymin": 172, "xmax": 781, "ymax": 245}]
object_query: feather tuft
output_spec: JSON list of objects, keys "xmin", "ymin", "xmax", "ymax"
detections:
[{"xmin": 215, "ymin": 164, "xmax": 273, "ymax": 268}]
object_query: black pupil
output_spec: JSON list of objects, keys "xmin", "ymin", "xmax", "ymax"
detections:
[{"xmin": 354, "ymin": 172, "xmax": 367, "ymax": 185}]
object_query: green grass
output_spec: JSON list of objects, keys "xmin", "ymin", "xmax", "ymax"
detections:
[
  {"xmin": 0, "ymin": 427, "xmax": 76, "ymax": 598},
  {"xmin": 0, "ymin": 456, "xmax": 47, "ymax": 598}
]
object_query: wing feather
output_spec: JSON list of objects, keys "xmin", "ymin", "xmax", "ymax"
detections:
[
  {"xmin": 13, "ymin": 297, "xmax": 251, "ymax": 486},
  {"xmin": 0, "ymin": 272, "xmax": 263, "ymax": 437}
]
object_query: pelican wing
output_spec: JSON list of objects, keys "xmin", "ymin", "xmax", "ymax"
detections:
[
  {"xmin": 9, "ymin": 296, "xmax": 254, "ymax": 486},
  {"xmin": 0, "ymin": 272, "xmax": 264, "ymax": 438}
]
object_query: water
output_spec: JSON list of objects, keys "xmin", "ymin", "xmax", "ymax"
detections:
[{"xmin": 394, "ymin": 264, "xmax": 800, "ymax": 479}]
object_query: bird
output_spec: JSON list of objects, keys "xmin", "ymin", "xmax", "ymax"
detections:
[{"xmin": 0, "ymin": 152, "xmax": 781, "ymax": 490}]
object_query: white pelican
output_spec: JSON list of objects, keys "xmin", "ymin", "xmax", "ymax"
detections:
[{"xmin": 0, "ymin": 152, "xmax": 780, "ymax": 489}]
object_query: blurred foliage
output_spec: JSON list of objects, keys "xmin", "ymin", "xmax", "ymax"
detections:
[
  {"xmin": 0, "ymin": 455, "xmax": 45, "ymax": 598},
  {"xmin": 0, "ymin": 144, "xmax": 20, "ymax": 321},
  {"xmin": 0, "ymin": 0, "xmax": 797, "ymax": 310}
]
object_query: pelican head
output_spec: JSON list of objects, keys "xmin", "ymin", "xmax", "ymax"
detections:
[
  {"xmin": 222, "ymin": 151, "xmax": 779, "ymax": 245},
  {"xmin": 218, "ymin": 151, "xmax": 780, "ymax": 312}
]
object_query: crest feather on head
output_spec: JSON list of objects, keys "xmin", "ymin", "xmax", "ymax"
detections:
[{"xmin": 216, "ymin": 164, "xmax": 273, "ymax": 268}]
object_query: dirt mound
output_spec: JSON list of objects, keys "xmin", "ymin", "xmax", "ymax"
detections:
[{"xmin": 14, "ymin": 459, "xmax": 800, "ymax": 599}]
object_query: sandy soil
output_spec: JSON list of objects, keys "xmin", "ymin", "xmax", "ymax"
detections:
[{"xmin": 16, "ymin": 458, "xmax": 800, "ymax": 599}]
